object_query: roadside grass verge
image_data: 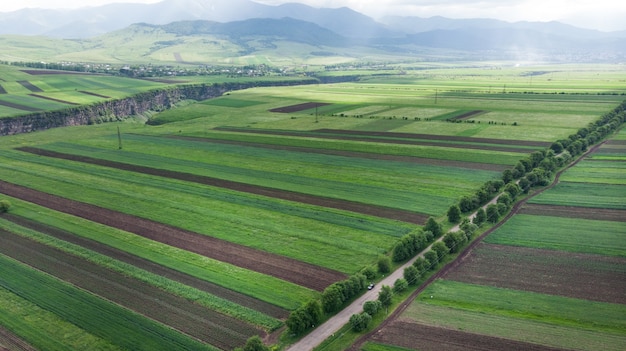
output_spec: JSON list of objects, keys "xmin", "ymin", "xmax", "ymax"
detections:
[
  {"xmin": 484, "ymin": 214, "xmax": 626, "ymax": 257},
  {"xmin": 0, "ymin": 254, "xmax": 218, "ymax": 351},
  {"xmin": 2, "ymin": 197, "xmax": 317, "ymax": 310}
]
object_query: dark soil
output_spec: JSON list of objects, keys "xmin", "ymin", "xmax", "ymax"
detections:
[
  {"xmin": 170, "ymin": 135, "xmax": 508, "ymax": 172},
  {"xmin": 0, "ymin": 180, "xmax": 346, "ymax": 292},
  {"xmin": 0, "ymin": 325, "xmax": 37, "ymax": 351},
  {"xmin": 269, "ymin": 102, "xmax": 331, "ymax": 113},
  {"xmin": 215, "ymin": 127, "xmax": 545, "ymax": 153},
  {"xmin": 368, "ymin": 321, "xmax": 572, "ymax": 351},
  {"xmin": 0, "ymin": 100, "xmax": 42, "ymax": 112},
  {"xmin": 16, "ymin": 81, "xmax": 43, "ymax": 93},
  {"xmin": 519, "ymin": 203, "xmax": 626, "ymax": 222},
  {"xmin": 78, "ymin": 90, "xmax": 111, "ymax": 99},
  {"xmin": 451, "ymin": 110, "xmax": 487, "ymax": 120},
  {"xmin": 18, "ymin": 146, "xmax": 429, "ymax": 225},
  {"xmin": 443, "ymin": 243, "xmax": 626, "ymax": 304},
  {"xmin": 3, "ymin": 213, "xmax": 288, "ymax": 319},
  {"xmin": 28, "ymin": 94, "xmax": 79, "ymax": 105},
  {"xmin": 0, "ymin": 229, "xmax": 259, "ymax": 350}
]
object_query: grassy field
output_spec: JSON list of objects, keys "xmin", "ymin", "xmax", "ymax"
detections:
[
  {"xmin": 529, "ymin": 182, "xmax": 626, "ymax": 209},
  {"xmin": 403, "ymin": 282, "xmax": 626, "ymax": 351},
  {"xmin": 1, "ymin": 63, "xmax": 624, "ymax": 351},
  {"xmin": 484, "ymin": 214, "xmax": 626, "ymax": 257}
]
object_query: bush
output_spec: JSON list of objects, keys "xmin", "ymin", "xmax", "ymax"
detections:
[
  {"xmin": 378, "ymin": 285, "xmax": 393, "ymax": 307},
  {"xmin": 403, "ymin": 265, "xmax": 419, "ymax": 285},
  {"xmin": 235, "ymin": 336, "xmax": 269, "ymax": 351},
  {"xmin": 431, "ymin": 241, "xmax": 449, "ymax": 260},
  {"xmin": 424, "ymin": 251, "xmax": 439, "ymax": 268},
  {"xmin": 473, "ymin": 208, "xmax": 486, "ymax": 225},
  {"xmin": 0, "ymin": 200, "xmax": 11, "ymax": 213},
  {"xmin": 361, "ymin": 266, "xmax": 376, "ymax": 280},
  {"xmin": 447, "ymin": 205, "xmax": 461, "ymax": 223},
  {"xmin": 424, "ymin": 217, "xmax": 443, "ymax": 237}
]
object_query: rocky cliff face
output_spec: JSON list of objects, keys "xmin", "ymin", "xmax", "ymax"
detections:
[{"xmin": 0, "ymin": 80, "xmax": 314, "ymax": 135}]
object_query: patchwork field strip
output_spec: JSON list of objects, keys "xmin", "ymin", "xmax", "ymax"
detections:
[
  {"xmin": 442, "ymin": 243, "xmax": 626, "ymax": 304},
  {"xmin": 0, "ymin": 85, "xmax": 6, "ymax": 94},
  {"xmin": 0, "ymin": 99, "xmax": 42, "ymax": 112},
  {"xmin": 368, "ymin": 321, "xmax": 570, "ymax": 351},
  {"xmin": 17, "ymin": 146, "xmax": 429, "ymax": 225},
  {"xmin": 0, "ymin": 325, "xmax": 36, "ymax": 351},
  {"xmin": 20, "ymin": 69, "xmax": 93, "ymax": 76},
  {"xmin": 0, "ymin": 229, "xmax": 259, "ymax": 350},
  {"xmin": 214, "ymin": 127, "xmax": 546, "ymax": 152},
  {"xmin": 78, "ymin": 90, "xmax": 111, "ymax": 99},
  {"xmin": 449, "ymin": 109, "xmax": 487, "ymax": 120},
  {"xmin": 28, "ymin": 93, "xmax": 79, "ymax": 105},
  {"xmin": 16, "ymin": 81, "xmax": 43, "ymax": 93},
  {"xmin": 519, "ymin": 203, "xmax": 626, "ymax": 222},
  {"xmin": 269, "ymin": 102, "xmax": 331, "ymax": 113},
  {"xmin": 170, "ymin": 135, "xmax": 509, "ymax": 172},
  {"xmin": 0, "ymin": 180, "xmax": 346, "ymax": 291},
  {"xmin": 2, "ymin": 213, "xmax": 287, "ymax": 319}
]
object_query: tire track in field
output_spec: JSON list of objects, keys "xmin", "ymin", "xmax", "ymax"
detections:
[
  {"xmin": 17, "ymin": 146, "xmax": 429, "ymax": 225},
  {"xmin": 3, "ymin": 213, "xmax": 288, "ymax": 319},
  {"xmin": 0, "ymin": 179, "xmax": 346, "ymax": 292},
  {"xmin": 0, "ymin": 229, "xmax": 259, "ymax": 350}
]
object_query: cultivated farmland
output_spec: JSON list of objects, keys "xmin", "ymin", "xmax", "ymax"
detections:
[
  {"xmin": 362, "ymin": 114, "xmax": 626, "ymax": 351},
  {"xmin": 0, "ymin": 63, "xmax": 624, "ymax": 350}
]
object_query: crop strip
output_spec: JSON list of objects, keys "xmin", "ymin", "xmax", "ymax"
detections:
[
  {"xmin": 17, "ymin": 146, "xmax": 429, "ymax": 225},
  {"xmin": 519, "ymin": 203, "xmax": 626, "ymax": 222},
  {"xmin": 0, "ymin": 84, "xmax": 6, "ymax": 94},
  {"xmin": 28, "ymin": 94, "xmax": 79, "ymax": 105},
  {"xmin": 214, "ymin": 127, "xmax": 544, "ymax": 152},
  {"xmin": 2, "ymin": 213, "xmax": 288, "ymax": 319},
  {"xmin": 168, "ymin": 135, "xmax": 508, "ymax": 171},
  {"xmin": 0, "ymin": 100, "xmax": 42, "ymax": 112},
  {"xmin": 16, "ymin": 81, "xmax": 43, "ymax": 93},
  {"xmin": 0, "ymin": 228, "xmax": 259, "ymax": 350},
  {"xmin": 0, "ymin": 179, "xmax": 346, "ymax": 291},
  {"xmin": 450, "ymin": 109, "xmax": 487, "ymax": 120},
  {"xmin": 269, "ymin": 102, "xmax": 331, "ymax": 113},
  {"xmin": 368, "ymin": 321, "xmax": 570, "ymax": 351},
  {"xmin": 78, "ymin": 90, "xmax": 111, "ymax": 99},
  {"xmin": 0, "ymin": 324, "xmax": 36, "ymax": 351}
]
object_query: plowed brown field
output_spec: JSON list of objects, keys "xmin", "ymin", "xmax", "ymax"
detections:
[
  {"xmin": 0, "ymin": 180, "xmax": 346, "ymax": 291},
  {"xmin": 368, "ymin": 321, "xmax": 570, "ymax": 351},
  {"xmin": 443, "ymin": 243, "xmax": 626, "ymax": 304},
  {"xmin": 0, "ymin": 229, "xmax": 260, "ymax": 350},
  {"xmin": 3, "ymin": 214, "xmax": 288, "ymax": 319}
]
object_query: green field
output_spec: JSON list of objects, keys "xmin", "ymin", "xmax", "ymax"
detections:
[
  {"xmin": 0, "ymin": 254, "xmax": 217, "ymax": 351},
  {"xmin": 1, "ymin": 62, "xmax": 624, "ymax": 351},
  {"xmin": 403, "ymin": 281, "xmax": 626, "ymax": 351},
  {"xmin": 484, "ymin": 214, "xmax": 626, "ymax": 257},
  {"xmin": 529, "ymin": 182, "xmax": 626, "ymax": 209}
]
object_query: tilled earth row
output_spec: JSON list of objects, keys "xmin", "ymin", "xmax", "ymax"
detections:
[
  {"xmin": 0, "ymin": 228, "xmax": 259, "ymax": 350},
  {"xmin": 3, "ymin": 213, "xmax": 288, "ymax": 319},
  {"xmin": 0, "ymin": 180, "xmax": 346, "ymax": 291}
]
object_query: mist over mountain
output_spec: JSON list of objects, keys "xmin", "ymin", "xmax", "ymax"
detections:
[{"xmin": 0, "ymin": 0, "xmax": 624, "ymax": 61}]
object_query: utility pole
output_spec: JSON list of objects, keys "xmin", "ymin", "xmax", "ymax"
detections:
[{"xmin": 117, "ymin": 126, "xmax": 123, "ymax": 150}]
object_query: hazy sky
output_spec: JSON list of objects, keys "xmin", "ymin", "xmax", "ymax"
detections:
[{"xmin": 3, "ymin": 0, "xmax": 625, "ymax": 32}]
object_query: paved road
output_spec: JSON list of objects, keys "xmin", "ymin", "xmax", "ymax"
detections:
[{"xmin": 286, "ymin": 191, "xmax": 507, "ymax": 350}]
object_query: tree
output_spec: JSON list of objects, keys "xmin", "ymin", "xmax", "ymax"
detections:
[
  {"xmin": 503, "ymin": 183, "xmax": 520, "ymax": 199},
  {"xmin": 443, "ymin": 231, "xmax": 467, "ymax": 253},
  {"xmin": 424, "ymin": 217, "xmax": 442, "ymax": 237},
  {"xmin": 473, "ymin": 207, "xmax": 486, "ymax": 225},
  {"xmin": 459, "ymin": 219, "xmax": 478, "ymax": 239},
  {"xmin": 304, "ymin": 300, "xmax": 323, "ymax": 326},
  {"xmin": 486, "ymin": 204, "xmax": 500, "ymax": 223},
  {"xmin": 502, "ymin": 169, "xmax": 513, "ymax": 184},
  {"xmin": 403, "ymin": 265, "xmax": 419, "ymax": 285},
  {"xmin": 321, "ymin": 284, "xmax": 344, "ymax": 313},
  {"xmin": 393, "ymin": 278, "xmax": 408, "ymax": 293},
  {"xmin": 378, "ymin": 285, "xmax": 393, "ymax": 308},
  {"xmin": 412, "ymin": 257, "xmax": 429, "ymax": 274},
  {"xmin": 349, "ymin": 312, "xmax": 371, "ymax": 332},
  {"xmin": 518, "ymin": 177, "xmax": 531, "ymax": 193},
  {"xmin": 0, "ymin": 200, "xmax": 10, "ymax": 213},
  {"xmin": 447, "ymin": 205, "xmax": 461, "ymax": 223},
  {"xmin": 236, "ymin": 336, "xmax": 269, "ymax": 351},
  {"xmin": 363, "ymin": 300, "xmax": 382, "ymax": 316},
  {"xmin": 361, "ymin": 266, "xmax": 376, "ymax": 280},
  {"xmin": 424, "ymin": 251, "xmax": 439, "ymax": 268},
  {"xmin": 497, "ymin": 193, "xmax": 512, "ymax": 207},
  {"xmin": 431, "ymin": 241, "xmax": 449, "ymax": 260},
  {"xmin": 377, "ymin": 255, "xmax": 391, "ymax": 274}
]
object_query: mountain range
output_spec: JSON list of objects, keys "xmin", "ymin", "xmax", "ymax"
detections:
[{"xmin": 1, "ymin": 0, "xmax": 625, "ymax": 62}]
